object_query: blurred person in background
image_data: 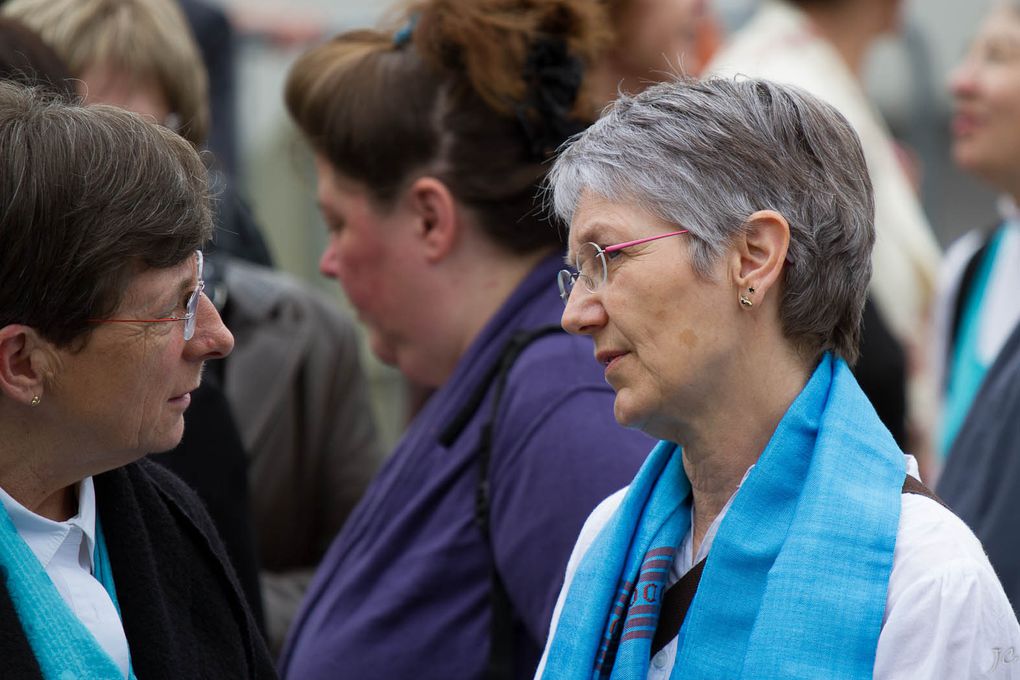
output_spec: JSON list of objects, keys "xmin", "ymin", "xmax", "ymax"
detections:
[
  {"xmin": 0, "ymin": 80, "xmax": 274, "ymax": 679},
  {"xmin": 585, "ymin": 0, "xmax": 716, "ymax": 110},
  {"xmin": 279, "ymin": 0, "xmax": 654, "ymax": 677},
  {"xmin": 708, "ymin": 0, "xmax": 942, "ymax": 471},
  {"xmin": 537, "ymin": 75, "xmax": 1018, "ymax": 680},
  {"xmin": 936, "ymin": 0, "xmax": 1020, "ymax": 620},
  {"xmin": 5, "ymin": 0, "xmax": 386, "ymax": 651},
  {"xmin": 0, "ymin": 17, "xmax": 76, "ymax": 95}
]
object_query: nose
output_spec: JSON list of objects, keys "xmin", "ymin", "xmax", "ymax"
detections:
[
  {"xmin": 560, "ymin": 286, "xmax": 608, "ymax": 336},
  {"xmin": 185, "ymin": 293, "xmax": 234, "ymax": 360},
  {"xmin": 319, "ymin": 238, "xmax": 340, "ymax": 279},
  {"xmin": 949, "ymin": 56, "xmax": 977, "ymax": 99}
]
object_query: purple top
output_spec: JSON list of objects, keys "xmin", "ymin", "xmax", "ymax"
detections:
[{"xmin": 279, "ymin": 254, "xmax": 653, "ymax": 679}]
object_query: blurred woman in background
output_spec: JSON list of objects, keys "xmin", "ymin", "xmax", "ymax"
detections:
[
  {"xmin": 935, "ymin": 0, "xmax": 1020, "ymax": 620},
  {"xmin": 280, "ymin": 0, "xmax": 654, "ymax": 677}
]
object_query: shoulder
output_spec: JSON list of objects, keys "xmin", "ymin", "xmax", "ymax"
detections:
[
  {"xmin": 501, "ymin": 330, "xmax": 610, "ymax": 406},
  {"xmin": 494, "ymin": 331, "xmax": 651, "ymax": 464},
  {"xmin": 563, "ymin": 487, "xmax": 628, "ymax": 579},
  {"xmin": 890, "ymin": 488, "xmax": 995, "ymax": 587},
  {"xmin": 127, "ymin": 458, "xmax": 222, "ymax": 538},
  {"xmin": 876, "ymin": 485, "xmax": 1020, "ymax": 678}
]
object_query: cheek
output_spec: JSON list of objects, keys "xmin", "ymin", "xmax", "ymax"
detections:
[{"xmin": 334, "ymin": 241, "xmax": 387, "ymax": 309}]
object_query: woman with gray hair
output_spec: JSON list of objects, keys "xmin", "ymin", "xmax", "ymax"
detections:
[{"xmin": 536, "ymin": 77, "xmax": 1019, "ymax": 679}]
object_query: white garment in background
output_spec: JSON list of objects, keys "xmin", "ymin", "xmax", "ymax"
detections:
[
  {"xmin": 707, "ymin": 0, "xmax": 941, "ymax": 347},
  {"xmin": 0, "ymin": 478, "xmax": 130, "ymax": 677}
]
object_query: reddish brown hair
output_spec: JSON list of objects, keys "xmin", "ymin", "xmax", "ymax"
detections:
[{"xmin": 285, "ymin": 0, "xmax": 610, "ymax": 254}]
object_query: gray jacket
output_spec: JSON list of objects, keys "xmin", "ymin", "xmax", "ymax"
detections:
[{"xmin": 222, "ymin": 259, "xmax": 383, "ymax": 651}]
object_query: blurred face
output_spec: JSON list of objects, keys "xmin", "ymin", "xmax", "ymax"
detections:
[
  {"xmin": 560, "ymin": 192, "xmax": 738, "ymax": 439},
  {"xmin": 950, "ymin": 5, "xmax": 1020, "ymax": 196},
  {"xmin": 614, "ymin": 0, "xmax": 707, "ymax": 76},
  {"xmin": 79, "ymin": 63, "xmax": 173, "ymax": 126},
  {"xmin": 314, "ymin": 157, "xmax": 431, "ymax": 380},
  {"xmin": 51, "ymin": 255, "xmax": 233, "ymax": 460}
]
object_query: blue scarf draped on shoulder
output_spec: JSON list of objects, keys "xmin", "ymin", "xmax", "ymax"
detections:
[
  {"xmin": 0, "ymin": 505, "xmax": 137, "ymax": 679},
  {"xmin": 539, "ymin": 354, "xmax": 905, "ymax": 679}
]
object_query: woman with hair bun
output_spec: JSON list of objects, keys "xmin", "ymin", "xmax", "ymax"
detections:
[{"xmin": 279, "ymin": 1, "xmax": 652, "ymax": 678}]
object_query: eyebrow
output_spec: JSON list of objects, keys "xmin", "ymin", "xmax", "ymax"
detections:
[{"xmin": 566, "ymin": 221, "xmax": 621, "ymax": 263}]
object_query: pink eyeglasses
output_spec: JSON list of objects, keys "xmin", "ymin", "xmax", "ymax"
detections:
[{"xmin": 557, "ymin": 230, "xmax": 688, "ymax": 304}]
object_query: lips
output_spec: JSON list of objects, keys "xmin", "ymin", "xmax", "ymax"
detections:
[
  {"xmin": 169, "ymin": 384, "xmax": 200, "ymax": 404},
  {"xmin": 596, "ymin": 349, "xmax": 628, "ymax": 370},
  {"xmin": 952, "ymin": 111, "xmax": 981, "ymax": 138}
]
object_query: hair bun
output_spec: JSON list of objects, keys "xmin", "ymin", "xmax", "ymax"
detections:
[{"xmin": 516, "ymin": 36, "xmax": 586, "ymax": 160}]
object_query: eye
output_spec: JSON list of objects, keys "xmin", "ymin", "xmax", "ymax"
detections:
[{"xmin": 323, "ymin": 213, "xmax": 345, "ymax": 234}]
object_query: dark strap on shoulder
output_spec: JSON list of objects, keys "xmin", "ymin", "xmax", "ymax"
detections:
[
  {"xmin": 438, "ymin": 324, "xmax": 566, "ymax": 680},
  {"xmin": 901, "ymin": 474, "xmax": 949, "ymax": 509},
  {"xmin": 647, "ymin": 473, "xmax": 946, "ymax": 659}
]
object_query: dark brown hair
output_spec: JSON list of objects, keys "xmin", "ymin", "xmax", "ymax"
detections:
[
  {"xmin": 284, "ymin": 0, "xmax": 610, "ymax": 254},
  {"xmin": 0, "ymin": 18, "xmax": 76, "ymax": 97},
  {"xmin": 0, "ymin": 81, "xmax": 212, "ymax": 347}
]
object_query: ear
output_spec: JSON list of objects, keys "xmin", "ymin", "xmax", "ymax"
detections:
[
  {"xmin": 406, "ymin": 176, "xmax": 459, "ymax": 263},
  {"xmin": 0, "ymin": 325, "xmax": 56, "ymax": 406},
  {"xmin": 730, "ymin": 209, "xmax": 790, "ymax": 302}
]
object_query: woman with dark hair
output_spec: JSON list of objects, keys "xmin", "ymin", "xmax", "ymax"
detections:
[
  {"xmin": 5, "ymin": 0, "xmax": 388, "ymax": 649},
  {"xmin": 0, "ymin": 82, "xmax": 274, "ymax": 679},
  {"xmin": 279, "ymin": 1, "xmax": 653, "ymax": 678}
]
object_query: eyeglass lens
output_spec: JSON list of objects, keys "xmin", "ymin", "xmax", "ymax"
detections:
[
  {"xmin": 184, "ymin": 251, "xmax": 204, "ymax": 341},
  {"xmin": 558, "ymin": 242, "xmax": 608, "ymax": 305}
]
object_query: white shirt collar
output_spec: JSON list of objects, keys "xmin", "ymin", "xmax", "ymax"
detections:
[
  {"xmin": 997, "ymin": 195, "xmax": 1020, "ymax": 223},
  {"xmin": 0, "ymin": 477, "xmax": 97, "ymax": 572}
]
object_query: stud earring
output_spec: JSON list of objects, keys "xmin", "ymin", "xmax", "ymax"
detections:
[
  {"xmin": 30, "ymin": 395, "xmax": 41, "ymax": 406},
  {"xmin": 748, "ymin": 287, "xmax": 756, "ymax": 294},
  {"xmin": 739, "ymin": 294, "xmax": 753, "ymax": 308}
]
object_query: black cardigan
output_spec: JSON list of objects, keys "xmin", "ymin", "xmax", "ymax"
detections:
[{"xmin": 0, "ymin": 459, "xmax": 277, "ymax": 679}]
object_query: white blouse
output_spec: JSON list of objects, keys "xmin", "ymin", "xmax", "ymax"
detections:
[{"xmin": 0, "ymin": 478, "xmax": 130, "ymax": 677}]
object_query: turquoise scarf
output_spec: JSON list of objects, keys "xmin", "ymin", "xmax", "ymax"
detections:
[
  {"xmin": 540, "ymin": 354, "xmax": 905, "ymax": 679},
  {"xmin": 0, "ymin": 499, "xmax": 137, "ymax": 679}
]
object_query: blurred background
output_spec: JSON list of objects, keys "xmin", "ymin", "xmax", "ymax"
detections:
[{"xmin": 219, "ymin": 0, "xmax": 999, "ymax": 448}]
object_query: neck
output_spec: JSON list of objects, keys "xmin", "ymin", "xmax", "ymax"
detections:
[
  {"xmin": 0, "ymin": 413, "xmax": 86, "ymax": 522},
  {"xmin": 800, "ymin": 1, "xmax": 891, "ymax": 78},
  {"xmin": 675, "ymin": 344, "xmax": 812, "ymax": 555},
  {"xmin": 0, "ymin": 464, "xmax": 78, "ymax": 522},
  {"xmin": 429, "ymin": 243, "xmax": 554, "ymax": 385}
]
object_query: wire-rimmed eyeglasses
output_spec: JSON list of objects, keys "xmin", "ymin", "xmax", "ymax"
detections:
[
  {"xmin": 88, "ymin": 250, "xmax": 206, "ymax": 341},
  {"xmin": 557, "ymin": 230, "xmax": 688, "ymax": 305}
]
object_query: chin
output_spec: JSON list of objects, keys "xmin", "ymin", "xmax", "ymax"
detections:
[
  {"xmin": 146, "ymin": 419, "xmax": 187, "ymax": 455},
  {"xmin": 612, "ymin": 390, "xmax": 648, "ymax": 430},
  {"xmin": 367, "ymin": 332, "xmax": 399, "ymax": 367}
]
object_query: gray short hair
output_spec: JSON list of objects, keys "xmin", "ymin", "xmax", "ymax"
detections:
[{"xmin": 548, "ymin": 77, "xmax": 874, "ymax": 364}]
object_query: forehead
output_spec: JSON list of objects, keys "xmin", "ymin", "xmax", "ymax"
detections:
[
  {"xmin": 568, "ymin": 191, "xmax": 670, "ymax": 246},
  {"xmin": 116, "ymin": 256, "xmax": 196, "ymax": 309},
  {"xmin": 977, "ymin": 7, "xmax": 1020, "ymax": 42}
]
